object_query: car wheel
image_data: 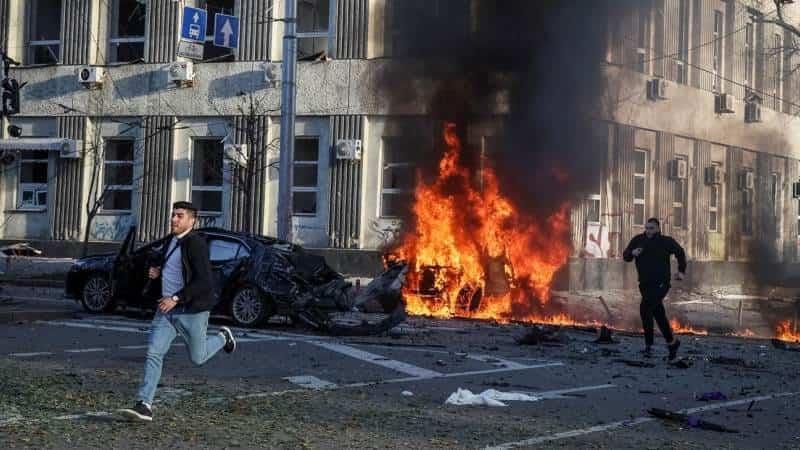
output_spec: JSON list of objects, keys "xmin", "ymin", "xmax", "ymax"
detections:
[
  {"xmin": 81, "ymin": 275, "xmax": 114, "ymax": 313},
  {"xmin": 230, "ymin": 286, "xmax": 272, "ymax": 327}
]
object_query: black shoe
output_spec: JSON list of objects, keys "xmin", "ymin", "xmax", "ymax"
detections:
[
  {"xmin": 641, "ymin": 346, "xmax": 653, "ymax": 358},
  {"xmin": 668, "ymin": 339, "xmax": 681, "ymax": 361},
  {"xmin": 220, "ymin": 326, "xmax": 236, "ymax": 353},
  {"xmin": 118, "ymin": 401, "xmax": 152, "ymax": 422}
]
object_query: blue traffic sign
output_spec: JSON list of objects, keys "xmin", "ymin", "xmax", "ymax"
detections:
[
  {"xmin": 180, "ymin": 6, "xmax": 207, "ymax": 44},
  {"xmin": 214, "ymin": 14, "xmax": 240, "ymax": 49}
]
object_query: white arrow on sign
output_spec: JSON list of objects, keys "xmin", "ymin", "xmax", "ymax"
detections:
[
  {"xmin": 193, "ymin": 12, "xmax": 200, "ymax": 23},
  {"xmin": 220, "ymin": 19, "xmax": 233, "ymax": 47}
]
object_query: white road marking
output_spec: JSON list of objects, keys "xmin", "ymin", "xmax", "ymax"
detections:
[
  {"xmin": 37, "ymin": 320, "xmax": 150, "ymax": 335},
  {"xmin": 488, "ymin": 391, "xmax": 800, "ymax": 449},
  {"xmin": 468, "ymin": 354, "xmax": 529, "ymax": 370},
  {"xmin": 284, "ymin": 375, "xmax": 338, "ymax": 390},
  {"xmin": 118, "ymin": 345, "xmax": 148, "ymax": 350},
  {"xmin": 9, "ymin": 352, "xmax": 54, "ymax": 357},
  {"xmin": 310, "ymin": 341, "xmax": 443, "ymax": 378},
  {"xmin": 525, "ymin": 384, "xmax": 616, "ymax": 399},
  {"xmin": 64, "ymin": 348, "xmax": 105, "ymax": 353}
]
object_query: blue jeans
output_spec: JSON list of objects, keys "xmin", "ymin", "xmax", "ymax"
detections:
[{"xmin": 136, "ymin": 308, "xmax": 225, "ymax": 405}]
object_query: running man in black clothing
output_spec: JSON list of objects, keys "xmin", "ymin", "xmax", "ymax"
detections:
[{"xmin": 623, "ymin": 218, "xmax": 686, "ymax": 361}]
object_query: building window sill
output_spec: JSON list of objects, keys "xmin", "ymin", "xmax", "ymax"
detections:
[{"xmin": 5, "ymin": 208, "xmax": 47, "ymax": 213}]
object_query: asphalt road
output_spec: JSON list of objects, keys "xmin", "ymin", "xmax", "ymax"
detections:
[{"xmin": 0, "ymin": 298, "xmax": 799, "ymax": 449}]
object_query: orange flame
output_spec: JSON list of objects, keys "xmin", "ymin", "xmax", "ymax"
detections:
[
  {"xmin": 776, "ymin": 320, "xmax": 800, "ymax": 343},
  {"xmin": 669, "ymin": 318, "xmax": 708, "ymax": 336},
  {"xmin": 392, "ymin": 122, "xmax": 572, "ymax": 323}
]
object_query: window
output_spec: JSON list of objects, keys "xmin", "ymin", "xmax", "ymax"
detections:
[
  {"xmin": 708, "ymin": 163, "xmax": 721, "ymax": 232},
  {"xmin": 712, "ymin": 10, "xmax": 723, "ymax": 92},
  {"xmin": 672, "ymin": 157, "xmax": 687, "ymax": 229},
  {"xmin": 636, "ymin": 5, "xmax": 650, "ymax": 74},
  {"xmin": 209, "ymin": 239, "xmax": 249, "ymax": 262},
  {"xmin": 773, "ymin": 33, "xmax": 783, "ymax": 110},
  {"xmin": 191, "ymin": 139, "xmax": 224, "ymax": 214},
  {"xmin": 200, "ymin": 0, "xmax": 235, "ymax": 62},
  {"xmin": 587, "ymin": 194, "xmax": 601, "ymax": 224},
  {"xmin": 676, "ymin": 0, "xmax": 690, "ymax": 84},
  {"xmin": 28, "ymin": 0, "xmax": 62, "ymax": 64},
  {"xmin": 771, "ymin": 172, "xmax": 781, "ymax": 221},
  {"xmin": 102, "ymin": 139, "xmax": 134, "ymax": 211},
  {"xmin": 744, "ymin": 23, "xmax": 755, "ymax": 87},
  {"xmin": 292, "ymin": 137, "xmax": 319, "ymax": 215},
  {"xmin": 297, "ymin": 0, "xmax": 331, "ymax": 58},
  {"xmin": 381, "ymin": 138, "xmax": 415, "ymax": 217},
  {"xmin": 19, "ymin": 151, "xmax": 49, "ymax": 208},
  {"xmin": 633, "ymin": 149, "xmax": 648, "ymax": 226},
  {"xmin": 742, "ymin": 171, "xmax": 754, "ymax": 235},
  {"xmin": 109, "ymin": 0, "xmax": 147, "ymax": 63}
]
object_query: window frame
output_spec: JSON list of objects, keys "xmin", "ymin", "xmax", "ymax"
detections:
[
  {"xmin": 672, "ymin": 156, "xmax": 688, "ymax": 229},
  {"xmin": 198, "ymin": 0, "xmax": 236, "ymax": 62},
  {"xmin": 108, "ymin": 0, "xmax": 147, "ymax": 63},
  {"xmin": 744, "ymin": 22, "xmax": 755, "ymax": 87},
  {"xmin": 100, "ymin": 138, "xmax": 135, "ymax": 213},
  {"xmin": 18, "ymin": 150, "xmax": 49, "ymax": 210},
  {"xmin": 587, "ymin": 194, "xmax": 601, "ymax": 224},
  {"xmin": 379, "ymin": 137, "xmax": 415, "ymax": 218},
  {"xmin": 190, "ymin": 137, "xmax": 225, "ymax": 215},
  {"xmin": 636, "ymin": 4, "xmax": 650, "ymax": 74},
  {"xmin": 296, "ymin": 0, "xmax": 334, "ymax": 58},
  {"xmin": 291, "ymin": 136, "xmax": 320, "ymax": 216},
  {"xmin": 633, "ymin": 149, "xmax": 648, "ymax": 227},
  {"xmin": 708, "ymin": 162, "xmax": 721, "ymax": 233},
  {"xmin": 741, "ymin": 170, "xmax": 754, "ymax": 235},
  {"xmin": 28, "ymin": 0, "xmax": 62, "ymax": 65},
  {"xmin": 712, "ymin": 9, "xmax": 724, "ymax": 92},
  {"xmin": 676, "ymin": 0, "xmax": 690, "ymax": 84}
]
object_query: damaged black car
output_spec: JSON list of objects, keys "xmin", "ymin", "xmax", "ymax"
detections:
[{"xmin": 65, "ymin": 227, "xmax": 408, "ymax": 335}]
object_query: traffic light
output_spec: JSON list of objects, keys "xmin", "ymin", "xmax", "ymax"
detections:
[{"xmin": 2, "ymin": 78, "xmax": 25, "ymax": 116}]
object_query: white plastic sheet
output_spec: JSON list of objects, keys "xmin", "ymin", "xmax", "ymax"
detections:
[{"xmin": 444, "ymin": 388, "xmax": 542, "ymax": 406}]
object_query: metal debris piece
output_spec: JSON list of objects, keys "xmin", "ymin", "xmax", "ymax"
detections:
[
  {"xmin": 709, "ymin": 356, "xmax": 764, "ymax": 369},
  {"xmin": 516, "ymin": 325, "xmax": 564, "ymax": 345},
  {"xmin": 614, "ymin": 359, "xmax": 656, "ymax": 368},
  {"xmin": 648, "ymin": 408, "xmax": 738, "ymax": 433}
]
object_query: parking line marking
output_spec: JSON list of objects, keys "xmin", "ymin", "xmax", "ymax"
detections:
[
  {"xmin": 119, "ymin": 345, "xmax": 149, "ymax": 350},
  {"xmin": 9, "ymin": 352, "xmax": 54, "ymax": 357},
  {"xmin": 487, "ymin": 391, "xmax": 800, "ymax": 449},
  {"xmin": 310, "ymin": 341, "xmax": 443, "ymax": 378},
  {"xmin": 64, "ymin": 348, "xmax": 105, "ymax": 353},
  {"xmin": 526, "ymin": 384, "xmax": 616, "ymax": 399},
  {"xmin": 285, "ymin": 375, "xmax": 338, "ymax": 390}
]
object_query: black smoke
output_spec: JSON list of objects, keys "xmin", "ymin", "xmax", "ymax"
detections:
[{"xmin": 378, "ymin": 0, "xmax": 638, "ymax": 218}]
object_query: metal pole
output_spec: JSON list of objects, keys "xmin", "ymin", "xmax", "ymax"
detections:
[{"xmin": 277, "ymin": 0, "xmax": 297, "ymax": 241}]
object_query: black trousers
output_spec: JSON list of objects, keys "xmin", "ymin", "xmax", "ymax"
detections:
[{"xmin": 638, "ymin": 283, "xmax": 674, "ymax": 347}]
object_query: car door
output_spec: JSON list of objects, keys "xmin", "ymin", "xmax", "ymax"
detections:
[{"xmin": 207, "ymin": 236, "xmax": 250, "ymax": 310}]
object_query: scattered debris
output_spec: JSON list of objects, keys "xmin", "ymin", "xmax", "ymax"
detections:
[
  {"xmin": 669, "ymin": 359, "xmax": 693, "ymax": 369},
  {"xmin": 515, "ymin": 326, "xmax": 565, "ymax": 345},
  {"xmin": 0, "ymin": 243, "xmax": 42, "ymax": 257},
  {"xmin": 594, "ymin": 326, "xmax": 616, "ymax": 344},
  {"xmin": 648, "ymin": 408, "xmax": 738, "ymax": 433},
  {"xmin": 436, "ymin": 360, "xmax": 447, "ymax": 367},
  {"xmin": 401, "ymin": 391, "xmax": 414, "ymax": 397},
  {"xmin": 444, "ymin": 388, "xmax": 541, "ymax": 407},
  {"xmin": 771, "ymin": 339, "xmax": 800, "ymax": 352},
  {"xmin": 695, "ymin": 392, "xmax": 728, "ymax": 402},
  {"xmin": 600, "ymin": 348, "xmax": 621, "ymax": 357},
  {"xmin": 614, "ymin": 359, "xmax": 656, "ymax": 368}
]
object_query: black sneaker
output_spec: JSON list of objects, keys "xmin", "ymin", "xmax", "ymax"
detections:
[
  {"xmin": 668, "ymin": 339, "xmax": 681, "ymax": 361},
  {"xmin": 641, "ymin": 346, "xmax": 653, "ymax": 358},
  {"xmin": 220, "ymin": 326, "xmax": 236, "ymax": 353},
  {"xmin": 118, "ymin": 401, "xmax": 152, "ymax": 422}
]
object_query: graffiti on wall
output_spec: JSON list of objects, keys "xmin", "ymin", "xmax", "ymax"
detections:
[
  {"xmin": 369, "ymin": 219, "xmax": 402, "ymax": 247},
  {"xmin": 91, "ymin": 215, "xmax": 135, "ymax": 241}
]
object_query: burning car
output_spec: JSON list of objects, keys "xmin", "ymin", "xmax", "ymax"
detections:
[{"xmin": 65, "ymin": 227, "xmax": 408, "ymax": 335}]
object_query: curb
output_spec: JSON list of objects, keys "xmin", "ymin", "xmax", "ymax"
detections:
[{"xmin": 0, "ymin": 310, "xmax": 78, "ymax": 324}]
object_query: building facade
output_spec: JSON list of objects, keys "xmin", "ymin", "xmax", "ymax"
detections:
[{"xmin": 0, "ymin": 0, "xmax": 799, "ymax": 287}]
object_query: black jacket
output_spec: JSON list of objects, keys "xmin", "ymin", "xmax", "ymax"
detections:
[
  {"xmin": 623, "ymin": 233, "xmax": 687, "ymax": 285},
  {"xmin": 152, "ymin": 231, "xmax": 215, "ymax": 312}
]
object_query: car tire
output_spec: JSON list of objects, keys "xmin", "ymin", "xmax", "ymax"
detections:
[
  {"xmin": 80, "ymin": 274, "xmax": 114, "ymax": 313},
  {"xmin": 230, "ymin": 286, "xmax": 272, "ymax": 327}
]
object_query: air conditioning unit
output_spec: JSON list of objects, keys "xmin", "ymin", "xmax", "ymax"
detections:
[
  {"xmin": 744, "ymin": 101, "xmax": 762, "ymax": 123},
  {"xmin": 715, "ymin": 93, "xmax": 736, "ymax": 114},
  {"xmin": 739, "ymin": 170, "xmax": 755, "ymax": 190},
  {"xmin": 793, "ymin": 181, "xmax": 800, "ymax": 199},
  {"xmin": 168, "ymin": 61, "xmax": 194, "ymax": 86},
  {"xmin": 77, "ymin": 66, "xmax": 104, "ymax": 87},
  {"xmin": 263, "ymin": 62, "xmax": 279, "ymax": 87},
  {"xmin": 335, "ymin": 139, "xmax": 362, "ymax": 160},
  {"xmin": 669, "ymin": 159, "xmax": 688, "ymax": 180},
  {"xmin": 224, "ymin": 143, "xmax": 247, "ymax": 166},
  {"xmin": 647, "ymin": 78, "xmax": 668, "ymax": 100},
  {"xmin": 59, "ymin": 139, "xmax": 81, "ymax": 159},
  {"xmin": 704, "ymin": 166, "xmax": 724, "ymax": 185}
]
